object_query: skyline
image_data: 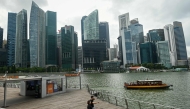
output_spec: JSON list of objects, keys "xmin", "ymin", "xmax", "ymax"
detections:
[{"xmin": 0, "ymin": 0, "xmax": 190, "ymax": 56}]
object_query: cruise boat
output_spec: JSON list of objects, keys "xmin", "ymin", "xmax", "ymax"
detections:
[{"xmin": 124, "ymin": 80, "xmax": 173, "ymax": 89}]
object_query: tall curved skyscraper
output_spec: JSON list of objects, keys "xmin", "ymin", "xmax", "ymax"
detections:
[
  {"xmin": 84, "ymin": 9, "xmax": 99, "ymax": 40},
  {"xmin": 15, "ymin": 9, "xmax": 27, "ymax": 67},
  {"xmin": 29, "ymin": 1, "xmax": 45, "ymax": 67}
]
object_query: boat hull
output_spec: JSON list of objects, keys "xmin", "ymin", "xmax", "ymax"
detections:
[{"xmin": 124, "ymin": 84, "xmax": 172, "ymax": 89}]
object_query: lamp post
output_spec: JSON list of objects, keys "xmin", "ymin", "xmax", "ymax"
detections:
[{"xmin": 2, "ymin": 71, "xmax": 8, "ymax": 108}]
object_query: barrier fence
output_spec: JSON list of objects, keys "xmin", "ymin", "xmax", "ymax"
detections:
[{"xmin": 87, "ymin": 85, "xmax": 179, "ymax": 109}]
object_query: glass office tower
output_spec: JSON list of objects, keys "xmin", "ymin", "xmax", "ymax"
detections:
[
  {"xmin": 99, "ymin": 22, "xmax": 110, "ymax": 48},
  {"xmin": 15, "ymin": 9, "xmax": 28, "ymax": 67},
  {"xmin": 147, "ymin": 29, "xmax": 165, "ymax": 42},
  {"xmin": 7, "ymin": 12, "xmax": 17, "ymax": 66},
  {"xmin": 61, "ymin": 26, "xmax": 78, "ymax": 70},
  {"xmin": 140, "ymin": 42, "xmax": 157, "ymax": 64},
  {"xmin": 29, "ymin": 1, "xmax": 45, "ymax": 67},
  {"xmin": 45, "ymin": 11, "xmax": 57, "ymax": 65},
  {"xmin": 173, "ymin": 21, "xmax": 187, "ymax": 61},
  {"xmin": 0, "ymin": 27, "xmax": 3, "ymax": 48},
  {"xmin": 84, "ymin": 9, "xmax": 99, "ymax": 40}
]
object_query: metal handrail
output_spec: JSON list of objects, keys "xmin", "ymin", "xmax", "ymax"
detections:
[{"xmin": 86, "ymin": 84, "xmax": 179, "ymax": 109}]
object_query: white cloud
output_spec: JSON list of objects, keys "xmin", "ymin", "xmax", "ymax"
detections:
[{"xmin": 0, "ymin": 0, "xmax": 190, "ymax": 56}]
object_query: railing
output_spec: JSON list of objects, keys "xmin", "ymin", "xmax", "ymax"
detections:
[
  {"xmin": 87, "ymin": 85, "xmax": 179, "ymax": 109},
  {"xmin": 0, "ymin": 82, "xmax": 20, "ymax": 88}
]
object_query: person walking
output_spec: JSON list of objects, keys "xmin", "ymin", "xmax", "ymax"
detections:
[{"xmin": 90, "ymin": 96, "xmax": 99, "ymax": 109}]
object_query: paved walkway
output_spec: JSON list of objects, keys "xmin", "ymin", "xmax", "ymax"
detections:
[{"xmin": 0, "ymin": 88, "xmax": 124, "ymax": 109}]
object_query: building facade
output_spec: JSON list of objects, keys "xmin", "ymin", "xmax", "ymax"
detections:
[
  {"xmin": 101, "ymin": 60, "xmax": 120, "ymax": 73},
  {"xmin": 84, "ymin": 10, "xmax": 99, "ymax": 40},
  {"xmin": 83, "ymin": 40, "xmax": 107, "ymax": 70},
  {"xmin": 99, "ymin": 22, "xmax": 110, "ymax": 48},
  {"xmin": 0, "ymin": 48, "xmax": 7, "ymax": 67},
  {"xmin": 108, "ymin": 48, "xmax": 117, "ymax": 61},
  {"xmin": 61, "ymin": 26, "xmax": 78, "ymax": 70},
  {"xmin": 117, "ymin": 36, "xmax": 123, "ymax": 65},
  {"xmin": 121, "ymin": 29, "xmax": 137, "ymax": 66},
  {"xmin": 45, "ymin": 11, "xmax": 57, "ymax": 66},
  {"xmin": 129, "ymin": 18, "xmax": 144, "ymax": 44},
  {"xmin": 147, "ymin": 29, "xmax": 165, "ymax": 42},
  {"xmin": 173, "ymin": 21, "xmax": 188, "ymax": 64},
  {"xmin": 78, "ymin": 46, "xmax": 82, "ymax": 68},
  {"xmin": 164, "ymin": 24, "xmax": 177, "ymax": 66},
  {"xmin": 15, "ymin": 9, "xmax": 28, "ymax": 67},
  {"xmin": 140, "ymin": 42, "xmax": 157, "ymax": 64},
  {"xmin": 29, "ymin": 1, "xmax": 46, "ymax": 67},
  {"xmin": 156, "ymin": 41, "xmax": 171, "ymax": 68},
  {"xmin": 0, "ymin": 27, "xmax": 3, "ymax": 48},
  {"xmin": 7, "ymin": 12, "xmax": 17, "ymax": 66},
  {"xmin": 118, "ymin": 13, "xmax": 130, "ymax": 35}
]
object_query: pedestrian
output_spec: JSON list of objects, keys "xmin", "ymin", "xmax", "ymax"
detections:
[
  {"xmin": 90, "ymin": 95, "xmax": 99, "ymax": 109},
  {"xmin": 87, "ymin": 99, "xmax": 92, "ymax": 109}
]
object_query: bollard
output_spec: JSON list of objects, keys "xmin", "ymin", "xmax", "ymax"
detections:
[
  {"xmin": 125, "ymin": 99, "xmax": 129, "ymax": 109},
  {"xmin": 115, "ymin": 96, "xmax": 118, "ymax": 106},
  {"xmin": 153, "ymin": 104, "xmax": 156, "ymax": 109},
  {"xmin": 138, "ymin": 101, "xmax": 141, "ymax": 109},
  {"xmin": 107, "ymin": 94, "xmax": 110, "ymax": 103}
]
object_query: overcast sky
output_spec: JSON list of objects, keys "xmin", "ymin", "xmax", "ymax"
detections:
[{"xmin": 0, "ymin": 0, "xmax": 190, "ymax": 56}]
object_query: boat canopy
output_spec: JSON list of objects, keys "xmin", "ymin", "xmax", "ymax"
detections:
[{"xmin": 137, "ymin": 80, "xmax": 162, "ymax": 82}]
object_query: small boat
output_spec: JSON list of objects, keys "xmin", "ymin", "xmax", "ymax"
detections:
[{"xmin": 124, "ymin": 80, "xmax": 173, "ymax": 89}]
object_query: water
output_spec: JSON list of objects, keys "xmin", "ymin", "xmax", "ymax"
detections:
[
  {"xmin": 67, "ymin": 72, "xmax": 190, "ymax": 109},
  {"xmin": 1, "ymin": 72, "xmax": 189, "ymax": 108}
]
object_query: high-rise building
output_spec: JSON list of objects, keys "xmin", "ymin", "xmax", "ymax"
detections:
[
  {"xmin": 0, "ymin": 27, "xmax": 3, "ymax": 48},
  {"xmin": 156, "ymin": 41, "xmax": 171, "ymax": 68},
  {"xmin": 121, "ymin": 29, "xmax": 137, "ymax": 66},
  {"xmin": 7, "ymin": 12, "xmax": 17, "ymax": 66},
  {"xmin": 164, "ymin": 24, "xmax": 177, "ymax": 66},
  {"xmin": 15, "ymin": 9, "xmax": 28, "ymax": 67},
  {"xmin": 45, "ymin": 11, "xmax": 57, "ymax": 66},
  {"xmin": 61, "ymin": 25, "xmax": 78, "ymax": 70},
  {"xmin": 140, "ymin": 42, "xmax": 157, "ymax": 64},
  {"xmin": 117, "ymin": 36, "xmax": 123, "ymax": 65},
  {"xmin": 108, "ymin": 48, "xmax": 117, "ymax": 61},
  {"xmin": 83, "ymin": 40, "xmax": 107, "ymax": 70},
  {"xmin": 81, "ymin": 16, "xmax": 87, "ymax": 46},
  {"xmin": 118, "ymin": 13, "xmax": 130, "ymax": 35},
  {"xmin": 173, "ymin": 21, "xmax": 188, "ymax": 62},
  {"xmin": 78, "ymin": 46, "xmax": 82, "ymax": 67},
  {"xmin": 84, "ymin": 10, "xmax": 99, "ymax": 40},
  {"xmin": 129, "ymin": 18, "xmax": 144, "ymax": 44},
  {"xmin": 29, "ymin": 1, "xmax": 45, "ymax": 67},
  {"xmin": 99, "ymin": 22, "xmax": 110, "ymax": 48},
  {"xmin": 74, "ymin": 32, "xmax": 78, "ymax": 68},
  {"xmin": 147, "ymin": 29, "xmax": 165, "ymax": 42},
  {"xmin": 57, "ymin": 33, "xmax": 62, "ymax": 68},
  {"xmin": 0, "ymin": 48, "xmax": 7, "ymax": 67}
]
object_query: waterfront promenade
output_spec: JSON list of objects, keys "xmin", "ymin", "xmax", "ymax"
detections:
[{"xmin": 0, "ymin": 87, "xmax": 124, "ymax": 109}]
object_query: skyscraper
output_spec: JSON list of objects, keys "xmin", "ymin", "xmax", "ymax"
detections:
[
  {"xmin": 156, "ymin": 41, "xmax": 171, "ymax": 68},
  {"xmin": 140, "ymin": 42, "xmax": 157, "ymax": 64},
  {"xmin": 29, "ymin": 1, "xmax": 45, "ymax": 67},
  {"xmin": 173, "ymin": 21, "xmax": 187, "ymax": 62},
  {"xmin": 45, "ymin": 11, "xmax": 57, "ymax": 65},
  {"xmin": 129, "ymin": 18, "xmax": 144, "ymax": 44},
  {"xmin": 7, "ymin": 12, "xmax": 17, "ymax": 66},
  {"xmin": 81, "ymin": 16, "xmax": 87, "ymax": 47},
  {"xmin": 61, "ymin": 25, "xmax": 78, "ymax": 70},
  {"xmin": 121, "ymin": 29, "xmax": 137, "ymax": 66},
  {"xmin": 15, "ymin": 9, "xmax": 28, "ymax": 67},
  {"xmin": 147, "ymin": 29, "xmax": 165, "ymax": 42},
  {"xmin": 0, "ymin": 27, "xmax": 3, "ymax": 48},
  {"xmin": 118, "ymin": 13, "xmax": 130, "ymax": 35},
  {"xmin": 99, "ymin": 22, "xmax": 110, "ymax": 48},
  {"xmin": 84, "ymin": 10, "xmax": 99, "ymax": 40},
  {"xmin": 164, "ymin": 24, "xmax": 177, "ymax": 66}
]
